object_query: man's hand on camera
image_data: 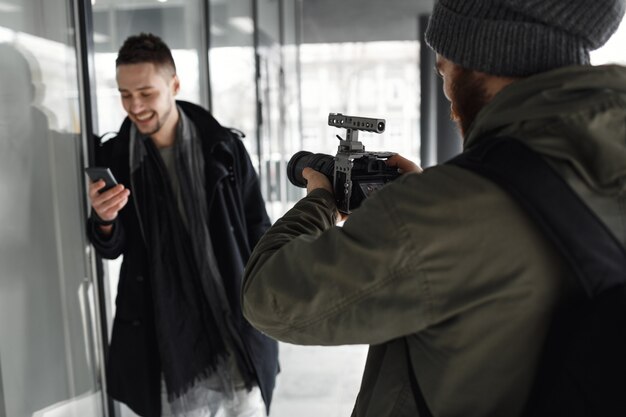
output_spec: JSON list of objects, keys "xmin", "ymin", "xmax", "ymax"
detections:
[
  {"xmin": 302, "ymin": 167, "xmax": 333, "ymax": 194},
  {"xmin": 302, "ymin": 167, "xmax": 347, "ymax": 223},
  {"xmin": 386, "ymin": 154, "xmax": 422, "ymax": 174}
]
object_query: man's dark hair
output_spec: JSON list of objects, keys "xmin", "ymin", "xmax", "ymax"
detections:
[{"xmin": 116, "ymin": 33, "xmax": 176, "ymax": 75}]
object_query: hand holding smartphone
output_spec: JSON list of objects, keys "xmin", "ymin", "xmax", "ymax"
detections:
[
  {"xmin": 85, "ymin": 167, "xmax": 118, "ymax": 193},
  {"xmin": 84, "ymin": 167, "xmax": 129, "ymax": 232}
]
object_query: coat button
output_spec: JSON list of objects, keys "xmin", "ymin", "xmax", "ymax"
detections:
[
  {"xmin": 136, "ymin": 275, "xmax": 144, "ymax": 282},
  {"xmin": 132, "ymin": 320, "xmax": 141, "ymax": 326}
]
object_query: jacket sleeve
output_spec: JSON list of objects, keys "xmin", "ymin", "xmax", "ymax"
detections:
[
  {"xmin": 242, "ymin": 180, "xmax": 433, "ymax": 346},
  {"xmin": 87, "ymin": 216, "xmax": 126, "ymax": 259},
  {"xmin": 234, "ymin": 138, "xmax": 271, "ymax": 248},
  {"xmin": 85, "ymin": 134, "xmax": 127, "ymax": 259}
]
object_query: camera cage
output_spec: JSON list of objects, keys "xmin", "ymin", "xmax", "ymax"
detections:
[{"xmin": 328, "ymin": 113, "xmax": 395, "ymax": 213}]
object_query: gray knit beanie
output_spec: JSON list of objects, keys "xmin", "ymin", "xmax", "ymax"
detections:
[{"xmin": 425, "ymin": 0, "xmax": 626, "ymax": 76}]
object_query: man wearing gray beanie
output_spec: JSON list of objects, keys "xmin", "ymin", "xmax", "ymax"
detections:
[
  {"xmin": 241, "ymin": 1, "xmax": 626, "ymax": 416},
  {"xmin": 425, "ymin": 0, "xmax": 626, "ymax": 135}
]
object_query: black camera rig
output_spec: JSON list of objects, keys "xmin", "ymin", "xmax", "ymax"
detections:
[{"xmin": 287, "ymin": 113, "xmax": 400, "ymax": 214}]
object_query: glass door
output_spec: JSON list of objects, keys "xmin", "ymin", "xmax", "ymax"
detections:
[{"xmin": 0, "ymin": 0, "xmax": 105, "ymax": 416}]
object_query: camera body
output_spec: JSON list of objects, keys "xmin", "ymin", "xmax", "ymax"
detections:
[{"xmin": 287, "ymin": 113, "xmax": 400, "ymax": 214}]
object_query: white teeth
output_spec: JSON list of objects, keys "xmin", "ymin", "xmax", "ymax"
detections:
[{"xmin": 136, "ymin": 113, "xmax": 152, "ymax": 121}]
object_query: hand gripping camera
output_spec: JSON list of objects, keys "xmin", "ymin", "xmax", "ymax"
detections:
[{"xmin": 287, "ymin": 113, "xmax": 400, "ymax": 214}]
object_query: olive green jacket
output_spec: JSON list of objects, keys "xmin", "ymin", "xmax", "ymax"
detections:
[{"xmin": 242, "ymin": 65, "xmax": 626, "ymax": 417}]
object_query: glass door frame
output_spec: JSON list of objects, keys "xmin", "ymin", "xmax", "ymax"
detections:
[{"xmin": 72, "ymin": 0, "xmax": 112, "ymax": 415}]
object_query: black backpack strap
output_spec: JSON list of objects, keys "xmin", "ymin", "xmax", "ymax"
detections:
[
  {"xmin": 404, "ymin": 137, "xmax": 626, "ymax": 416},
  {"xmin": 447, "ymin": 137, "xmax": 626, "ymax": 416},
  {"xmin": 447, "ymin": 137, "xmax": 626, "ymax": 297}
]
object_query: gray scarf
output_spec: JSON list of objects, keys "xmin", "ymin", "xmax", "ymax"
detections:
[{"xmin": 129, "ymin": 107, "xmax": 239, "ymax": 415}]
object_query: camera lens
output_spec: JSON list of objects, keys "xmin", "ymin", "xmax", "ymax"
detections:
[
  {"xmin": 287, "ymin": 151, "xmax": 313, "ymax": 187},
  {"xmin": 286, "ymin": 151, "xmax": 336, "ymax": 188},
  {"xmin": 377, "ymin": 121, "xmax": 385, "ymax": 132}
]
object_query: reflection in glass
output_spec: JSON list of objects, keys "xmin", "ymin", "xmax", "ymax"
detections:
[{"xmin": 0, "ymin": 20, "xmax": 101, "ymax": 417}]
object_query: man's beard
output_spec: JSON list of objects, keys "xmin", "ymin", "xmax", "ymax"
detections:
[
  {"xmin": 138, "ymin": 101, "xmax": 173, "ymax": 136},
  {"xmin": 449, "ymin": 67, "xmax": 491, "ymax": 138}
]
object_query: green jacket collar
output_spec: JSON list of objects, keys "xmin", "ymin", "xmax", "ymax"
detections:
[{"xmin": 465, "ymin": 65, "xmax": 626, "ymax": 195}]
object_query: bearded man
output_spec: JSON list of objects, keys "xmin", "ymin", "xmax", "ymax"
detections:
[{"xmin": 241, "ymin": 1, "xmax": 626, "ymax": 416}]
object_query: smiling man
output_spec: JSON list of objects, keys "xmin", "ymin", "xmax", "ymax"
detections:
[
  {"xmin": 117, "ymin": 61, "xmax": 179, "ymax": 145},
  {"xmin": 86, "ymin": 33, "xmax": 278, "ymax": 417}
]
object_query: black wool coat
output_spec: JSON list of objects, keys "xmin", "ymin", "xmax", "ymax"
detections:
[{"xmin": 87, "ymin": 101, "xmax": 278, "ymax": 417}]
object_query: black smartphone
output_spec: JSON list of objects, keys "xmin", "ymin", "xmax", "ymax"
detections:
[{"xmin": 85, "ymin": 167, "xmax": 118, "ymax": 193}]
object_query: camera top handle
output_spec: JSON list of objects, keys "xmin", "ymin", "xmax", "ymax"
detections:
[{"xmin": 328, "ymin": 113, "xmax": 386, "ymax": 153}]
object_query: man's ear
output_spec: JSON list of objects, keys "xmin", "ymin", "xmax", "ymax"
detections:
[{"xmin": 172, "ymin": 75, "xmax": 180, "ymax": 96}]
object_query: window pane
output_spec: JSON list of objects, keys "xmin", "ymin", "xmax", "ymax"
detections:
[
  {"xmin": 208, "ymin": 0, "xmax": 258, "ymax": 167},
  {"xmin": 300, "ymin": 41, "xmax": 419, "ymax": 162}
]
